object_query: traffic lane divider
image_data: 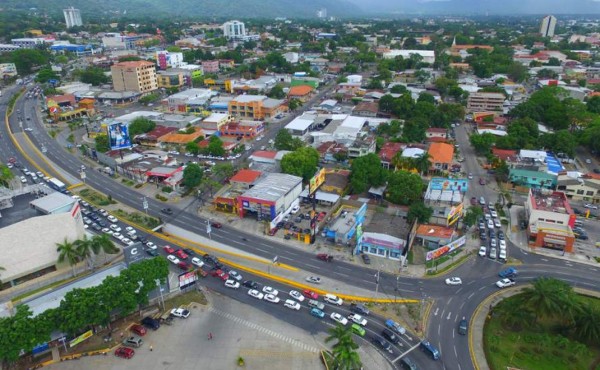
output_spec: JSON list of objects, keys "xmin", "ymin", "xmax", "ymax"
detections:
[{"xmin": 223, "ymin": 259, "xmax": 418, "ymax": 304}]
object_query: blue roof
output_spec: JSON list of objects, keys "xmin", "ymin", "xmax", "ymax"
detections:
[{"xmin": 545, "ymin": 152, "xmax": 564, "ymax": 175}]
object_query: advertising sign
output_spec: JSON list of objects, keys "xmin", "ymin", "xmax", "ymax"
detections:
[
  {"xmin": 178, "ymin": 270, "xmax": 198, "ymax": 290},
  {"xmin": 123, "ymin": 243, "xmax": 145, "ymax": 266},
  {"xmin": 69, "ymin": 330, "xmax": 93, "ymax": 348},
  {"xmin": 107, "ymin": 122, "xmax": 132, "ymax": 150},
  {"xmin": 425, "ymin": 235, "xmax": 467, "ymax": 261},
  {"xmin": 308, "ymin": 168, "xmax": 326, "ymax": 195},
  {"xmin": 447, "ymin": 203, "xmax": 464, "ymax": 226}
]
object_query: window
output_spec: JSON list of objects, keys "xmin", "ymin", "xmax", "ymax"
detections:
[
  {"xmin": 586, "ymin": 191, "xmax": 594, "ymax": 196},
  {"xmin": 577, "ymin": 190, "xmax": 584, "ymax": 195}
]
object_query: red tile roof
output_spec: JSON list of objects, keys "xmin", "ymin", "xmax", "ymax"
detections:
[
  {"xmin": 378, "ymin": 142, "xmax": 405, "ymax": 162},
  {"xmin": 427, "ymin": 142, "xmax": 454, "ymax": 164},
  {"xmin": 427, "ymin": 128, "xmax": 447, "ymax": 134},
  {"xmin": 416, "ymin": 224, "xmax": 456, "ymax": 239},
  {"xmin": 230, "ymin": 169, "xmax": 262, "ymax": 184},
  {"xmin": 491, "ymin": 148, "xmax": 518, "ymax": 161},
  {"xmin": 288, "ymin": 85, "xmax": 314, "ymax": 97},
  {"xmin": 251, "ymin": 150, "xmax": 277, "ymax": 159}
]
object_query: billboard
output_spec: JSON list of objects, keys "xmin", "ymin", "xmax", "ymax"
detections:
[
  {"xmin": 447, "ymin": 203, "xmax": 464, "ymax": 226},
  {"xmin": 308, "ymin": 168, "xmax": 326, "ymax": 195},
  {"xmin": 178, "ymin": 270, "xmax": 198, "ymax": 290},
  {"xmin": 123, "ymin": 243, "xmax": 145, "ymax": 266},
  {"xmin": 107, "ymin": 122, "xmax": 132, "ymax": 150},
  {"xmin": 425, "ymin": 235, "xmax": 467, "ymax": 261}
]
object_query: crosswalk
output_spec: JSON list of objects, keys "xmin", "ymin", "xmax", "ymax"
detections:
[{"xmin": 208, "ymin": 307, "xmax": 320, "ymax": 353}]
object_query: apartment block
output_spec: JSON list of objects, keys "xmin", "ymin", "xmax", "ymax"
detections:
[
  {"xmin": 228, "ymin": 95, "xmax": 285, "ymax": 120},
  {"xmin": 466, "ymin": 92, "xmax": 505, "ymax": 112},
  {"xmin": 110, "ymin": 61, "xmax": 158, "ymax": 94}
]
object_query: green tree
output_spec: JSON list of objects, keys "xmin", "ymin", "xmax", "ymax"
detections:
[
  {"xmin": 333, "ymin": 151, "xmax": 348, "ymax": 163},
  {"xmin": 207, "ymin": 135, "xmax": 225, "ymax": 157},
  {"xmin": 182, "ymin": 163, "xmax": 203, "ymax": 188},
  {"xmin": 573, "ymin": 303, "xmax": 600, "ymax": 343},
  {"xmin": 212, "ymin": 163, "xmax": 235, "ymax": 180},
  {"xmin": 74, "ymin": 235, "xmax": 95, "ymax": 270},
  {"xmin": 349, "ymin": 153, "xmax": 387, "ymax": 194},
  {"xmin": 56, "ymin": 238, "xmax": 80, "ymax": 276},
  {"xmin": 0, "ymin": 305, "xmax": 51, "ymax": 369},
  {"xmin": 407, "ymin": 201, "xmax": 433, "ymax": 223},
  {"xmin": 274, "ymin": 129, "xmax": 303, "ymax": 151},
  {"xmin": 587, "ymin": 96, "xmax": 600, "ymax": 114},
  {"xmin": 138, "ymin": 93, "xmax": 160, "ymax": 105},
  {"xmin": 521, "ymin": 277, "xmax": 576, "ymax": 323},
  {"xmin": 469, "ymin": 133, "xmax": 496, "ymax": 155},
  {"xmin": 417, "ymin": 92, "xmax": 436, "ymax": 104},
  {"xmin": 288, "ymin": 98, "xmax": 303, "ymax": 111},
  {"xmin": 94, "ymin": 134, "xmax": 110, "ymax": 153},
  {"xmin": 268, "ymin": 84, "xmax": 286, "ymax": 99},
  {"xmin": 413, "ymin": 153, "xmax": 432, "ymax": 176},
  {"xmin": 186, "ymin": 141, "xmax": 199, "ymax": 155},
  {"xmin": 507, "ymin": 62, "xmax": 529, "ymax": 82},
  {"xmin": 35, "ymin": 66, "xmax": 59, "ymax": 84},
  {"xmin": 324, "ymin": 325, "xmax": 362, "ymax": 370},
  {"xmin": 91, "ymin": 234, "xmax": 119, "ymax": 264},
  {"xmin": 77, "ymin": 66, "xmax": 109, "ymax": 86},
  {"xmin": 538, "ymin": 130, "xmax": 577, "ymax": 157},
  {"xmin": 386, "ymin": 171, "xmax": 424, "ymax": 205},
  {"xmin": 463, "ymin": 206, "xmax": 483, "ymax": 227},
  {"xmin": 378, "ymin": 94, "xmax": 395, "ymax": 112},
  {"xmin": 280, "ymin": 147, "xmax": 319, "ymax": 182},
  {"xmin": 9, "ymin": 48, "xmax": 49, "ymax": 74},
  {"xmin": 495, "ymin": 297, "xmax": 535, "ymax": 330},
  {"xmin": 0, "ymin": 164, "xmax": 15, "ymax": 188}
]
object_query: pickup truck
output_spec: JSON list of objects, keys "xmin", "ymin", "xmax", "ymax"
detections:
[{"xmin": 496, "ymin": 278, "xmax": 516, "ymax": 289}]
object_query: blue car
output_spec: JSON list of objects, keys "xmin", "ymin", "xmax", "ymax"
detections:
[
  {"xmin": 498, "ymin": 267, "xmax": 518, "ymax": 278},
  {"xmin": 310, "ymin": 308, "xmax": 325, "ymax": 318},
  {"xmin": 420, "ymin": 340, "xmax": 440, "ymax": 360}
]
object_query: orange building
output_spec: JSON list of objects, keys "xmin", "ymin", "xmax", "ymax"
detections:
[
  {"xmin": 427, "ymin": 143, "xmax": 455, "ymax": 172},
  {"xmin": 287, "ymin": 85, "xmax": 314, "ymax": 102}
]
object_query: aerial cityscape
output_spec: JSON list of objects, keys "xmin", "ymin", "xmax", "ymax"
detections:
[{"xmin": 1, "ymin": 1, "xmax": 600, "ymax": 370}]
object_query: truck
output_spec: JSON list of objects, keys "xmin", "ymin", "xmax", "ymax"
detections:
[{"xmin": 47, "ymin": 178, "xmax": 67, "ymax": 193}]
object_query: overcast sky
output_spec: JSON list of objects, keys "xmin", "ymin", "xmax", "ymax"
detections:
[{"xmin": 347, "ymin": 0, "xmax": 600, "ymax": 14}]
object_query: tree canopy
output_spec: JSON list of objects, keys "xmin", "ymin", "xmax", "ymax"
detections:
[
  {"xmin": 274, "ymin": 129, "xmax": 303, "ymax": 151},
  {"xmin": 183, "ymin": 163, "xmax": 203, "ymax": 188},
  {"xmin": 386, "ymin": 171, "xmax": 424, "ymax": 205},
  {"xmin": 128, "ymin": 117, "xmax": 156, "ymax": 138},
  {"xmin": 349, "ymin": 153, "xmax": 387, "ymax": 194},
  {"xmin": 280, "ymin": 147, "xmax": 319, "ymax": 182}
]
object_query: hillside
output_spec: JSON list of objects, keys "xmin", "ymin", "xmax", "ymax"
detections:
[{"xmin": 5, "ymin": 0, "xmax": 362, "ymax": 19}]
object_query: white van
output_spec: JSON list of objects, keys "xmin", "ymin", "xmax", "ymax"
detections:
[
  {"xmin": 324, "ymin": 294, "xmax": 343, "ymax": 306},
  {"xmin": 284, "ymin": 299, "xmax": 301, "ymax": 310}
]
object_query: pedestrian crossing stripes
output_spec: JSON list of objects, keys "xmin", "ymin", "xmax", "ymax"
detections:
[{"xmin": 208, "ymin": 307, "xmax": 320, "ymax": 353}]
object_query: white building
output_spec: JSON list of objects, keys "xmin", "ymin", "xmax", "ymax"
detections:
[
  {"xmin": 223, "ymin": 20, "xmax": 246, "ymax": 40},
  {"xmin": 382, "ymin": 50, "xmax": 435, "ymax": 64},
  {"xmin": 540, "ymin": 15, "xmax": 557, "ymax": 38},
  {"xmin": 317, "ymin": 8, "xmax": 327, "ymax": 18},
  {"xmin": 63, "ymin": 7, "xmax": 83, "ymax": 28}
]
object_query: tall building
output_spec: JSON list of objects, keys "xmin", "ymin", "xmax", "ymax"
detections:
[
  {"xmin": 110, "ymin": 61, "xmax": 158, "ymax": 93},
  {"xmin": 317, "ymin": 8, "xmax": 327, "ymax": 18},
  {"xmin": 223, "ymin": 20, "xmax": 246, "ymax": 40},
  {"xmin": 63, "ymin": 7, "xmax": 83, "ymax": 28},
  {"xmin": 540, "ymin": 15, "xmax": 557, "ymax": 38}
]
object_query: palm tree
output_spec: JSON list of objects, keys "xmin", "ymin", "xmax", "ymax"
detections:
[
  {"xmin": 74, "ymin": 235, "xmax": 95, "ymax": 270},
  {"xmin": 91, "ymin": 234, "xmax": 119, "ymax": 264},
  {"xmin": 413, "ymin": 153, "xmax": 432, "ymax": 176},
  {"xmin": 56, "ymin": 238, "xmax": 80, "ymax": 277},
  {"xmin": 495, "ymin": 299, "xmax": 535, "ymax": 330},
  {"xmin": 520, "ymin": 277, "xmax": 572, "ymax": 322},
  {"xmin": 325, "ymin": 325, "xmax": 362, "ymax": 370},
  {"xmin": 572, "ymin": 303, "xmax": 600, "ymax": 343},
  {"xmin": 390, "ymin": 152, "xmax": 413, "ymax": 171}
]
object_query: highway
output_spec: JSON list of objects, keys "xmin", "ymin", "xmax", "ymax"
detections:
[{"xmin": 2, "ymin": 86, "xmax": 600, "ymax": 369}]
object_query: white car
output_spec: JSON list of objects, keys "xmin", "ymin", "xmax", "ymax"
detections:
[
  {"xmin": 228, "ymin": 270, "xmax": 242, "ymax": 281},
  {"xmin": 487, "ymin": 219, "xmax": 494, "ymax": 229},
  {"xmin": 167, "ymin": 255, "xmax": 180, "ymax": 264},
  {"xmin": 291, "ymin": 205, "xmax": 300, "ymax": 214},
  {"xmin": 330, "ymin": 312, "xmax": 348, "ymax": 326},
  {"xmin": 146, "ymin": 242, "xmax": 157, "ymax": 250},
  {"xmin": 490, "ymin": 239, "xmax": 497, "ymax": 248},
  {"xmin": 468, "ymin": 173, "xmax": 473, "ymax": 179},
  {"xmin": 101, "ymin": 228, "xmax": 113, "ymax": 235},
  {"xmin": 121, "ymin": 238, "xmax": 133, "ymax": 246},
  {"xmin": 125, "ymin": 226, "xmax": 135, "ymax": 233},
  {"xmin": 110, "ymin": 224, "xmax": 121, "ymax": 232},
  {"xmin": 191, "ymin": 257, "xmax": 204, "ymax": 267},
  {"xmin": 262, "ymin": 286, "xmax": 278, "ymax": 296},
  {"xmin": 99, "ymin": 209, "xmax": 108, "ymax": 217},
  {"xmin": 306, "ymin": 276, "xmax": 322, "ymax": 284},
  {"xmin": 171, "ymin": 308, "xmax": 190, "ymax": 318},
  {"xmin": 348, "ymin": 314, "xmax": 367, "ymax": 326},
  {"xmin": 284, "ymin": 299, "xmax": 301, "ymax": 310},
  {"xmin": 20, "ymin": 176, "xmax": 27, "ymax": 183},
  {"xmin": 478, "ymin": 246, "xmax": 487, "ymax": 257},
  {"xmin": 499, "ymin": 240, "xmax": 506, "ymax": 250},
  {"xmin": 490, "ymin": 247, "xmax": 497, "ymax": 259},
  {"xmin": 445, "ymin": 277, "xmax": 463, "ymax": 285},
  {"xmin": 490, "ymin": 210, "xmax": 498, "ymax": 218},
  {"xmin": 584, "ymin": 203, "xmax": 598, "ymax": 210},
  {"xmin": 494, "ymin": 218, "xmax": 502, "ymax": 228},
  {"xmin": 263, "ymin": 294, "xmax": 280, "ymax": 303},
  {"xmin": 36, "ymin": 171, "xmax": 43, "ymax": 178},
  {"xmin": 107, "ymin": 215, "xmax": 118, "ymax": 223},
  {"xmin": 289, "ymin": 290, "xmax": 305, "ymax": 302},
  {"xmin": 112, "ymin": 233, "xmax": 123, "ymax": 240},
  {"xmin": 224, "ymin": 279, "xmax": 240, "ymax": 289},
  {"xmin": 248, "ymin": 289, "xmax": 264, "ymax": 300},
  {"xmin": 499, "ymin": 249, "xmax": 507, "ymax": 260},
  {"xmin": 496, "ymin": 278, "xmax": 515, "ymax": 288}
]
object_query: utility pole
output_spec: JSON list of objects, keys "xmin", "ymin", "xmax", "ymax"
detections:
[{"xmin": 374, "ymin": 269, "xmax": 380, "ymax": 298}]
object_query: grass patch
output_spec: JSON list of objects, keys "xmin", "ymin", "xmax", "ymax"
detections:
[
  {"xmin": 155, "ymin": 194, "xmax": 168, "ymax": 201},
  {"xmin": 165, "ymin": 289, "xmax": 208, "ymax": 309},
  {"xmin": 112, "ymin": 209, "xmax": 160, "ymax": 230},
  {"xmin": 79, "ymin": 188, "xmax": 117, "ymax": 206},
  {"xmin": 120, "ymin": 178, "xmax": 135, "ymax": 186},
  {"xmin": 426, "ymin": 252, "xmax": 471, "ymax": 276},
  {"xmin": 484, "ymin": 295, "xmax": 600, "ymax": 370}
]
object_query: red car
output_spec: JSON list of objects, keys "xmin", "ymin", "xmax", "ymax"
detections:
[
  {"xmin": 303, "ymin": 289, "xmax": 319, "ymax": 299},
  {"xmin": 178, "ymin": 261, "xmax": 191, "ymax": 270},
  {"xmin": 211, "ymin": 222, "xmax": 222, "ymax": 229},
  {"xmin": 317, "ymin": 212, "xmax": 327, "ymax": 222},
  {"xmin": 479, "ymin": 178, "xmax": 486, "ymax": 185},
  {"xmin": 174, "ymin": 249, "xmax": 189, "ymax": 260},
  {"xmin": 316, "ymin": 253, "xmax": 333, "ymax": 262},
  {"xmin": 163, "ymin": 245, "xmax": 176, "ymax": 254},
  {"xmin": 268, "ymin": 228, "xmax": 278, "ymax": 236},
  {"xmin": 115, "ymin": 346, "xmax": 135, "ymax": 359},
  {"xmin": 211, "ymin": 269, "xmax": 229, "ymax": 281},
  {"xmin": 129, "ymin": 324, "xmax": 146, "ymax": 336}
]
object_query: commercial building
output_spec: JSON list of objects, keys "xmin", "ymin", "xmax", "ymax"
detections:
[
  {"xmin": 11, "ymin": 38, "xmax": 45, "ymax": 49},
  {"xmin": 223, "ymin": 20, "xmax": 246, "ymax": 40},
  {"xmin": 540, "ymin": 15, "xmax": 557, "ymax": 38},
  {"xmin": 228, "ymin": 95, "xmax": 286, "ymax": 120},
  {"xmin": 0, "ymin": 63, "xmax": 18, "ymax": 78},
  {"xmin": 556, "ymin": 172, "xmax": 600, "ymax": 203},
  {"xmin": 467, "ymin": 92, "xmax": 505, "ymax": 112},
  {"xmin": 167, "ymin": 88, "xmax": 212, "ymax": 112},
  {"xmin": 382, "ymin": 50, "xmax": 435, "ymax": 64},
  {"xmin": 156, "ymin": 50, "xmax": 185, "ymax": 70},
  {"xmin": 157, "ymin": 71, "xmax": 185, "ymax": 89},
  {"xmin": 236, "ymin": 173, "xmax": 303, "ymax": 222},
  {"xmin": 63, "ymin": 7, "xmax": 83, "ymax": 28},
  {"xmin": 525, "ymin": 189, "xmax": 576, "ymax": 253},
  {"xmin": 111, "ymin": 61, "xmax": 158, "ymax": 94}
]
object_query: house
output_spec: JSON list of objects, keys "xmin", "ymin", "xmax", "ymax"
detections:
[
  {"xmin": 134, "ymin": 125, "xmax": 178, "ymax": 147},
  {"xmin": 352, "ymin": 101, "xmax": 379, "ymax": 117},
  {"xmin": 157, "ymin": 127, "xmax": 205, "ymax": 149},
  {"xmin": 379, "ymin": 142, "xmax": 405, "ymax": 169},
  {"xmin": 427, "ymin": 142, "xmax": 454, "ymax": 172},
  {"xmin": 228, "ymin": 95, "xmax": 286, "ymax": 120},
  {"xmin": 556, "ymin": 172, "xmax": 600, "ymax": 203},
  {"xmin": 287, "ymin": 85, "xmax": 314, "ymax": 102},
  {"xmin": 229, "ymin": 169, "xmax": 262, "ymax": 190},
  {"xmin": 509, "ymin": 167, "xmax": 557, "ymax": 189},
  {"xmin": 491, "ymin": 148, "xmax": 518, "ymax": 163},
  {"xmin": 219, "ymin": 120, "xmax": 264, "ymax": 139},
  {"xmin": 426, "ymin": 128, "xmax": 447, "ymax": 140},
  {"xmin": 321, "ymin": 170, "xmax": 350, "ymax": 195}
]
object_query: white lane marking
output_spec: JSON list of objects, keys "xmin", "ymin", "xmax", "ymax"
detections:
[
  {"xmin": 446, "ymin": 312, "xmax": 451, "ymax": 320},
  {"xmin": 434, "ymin": 307, "xmax": 439, "ymax": 316}
]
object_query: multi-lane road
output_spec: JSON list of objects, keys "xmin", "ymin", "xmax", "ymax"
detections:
[{"xmin": 2, "ymin": 84, "xmax": 600, "ymax": 369}]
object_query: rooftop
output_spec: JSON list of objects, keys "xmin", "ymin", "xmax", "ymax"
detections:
[
  {"xmin": 112, "ymin": 60, "xmax": 155, "ymax": 68},
  {"xmin": 379, "ymin": 142, "xmax": 405, "ymax": 162},
  {"xmin": 230, "ymin": 169, "xmax": 262, "ymax": 184},
  {"xmin": 29, "ymin": 192, "xmax": 76, "ymax": 214},
  {"xmin": 415, "ymin": 224, "xmax": 456, "ymax": 239},
  {"xmin": 231, "ymin": 94, "xmax": 267, "ymax": 103},
  {"xmin": 157, "ymin": 128, "xmax": 204, "ymax": 144},
  {"xmin": 529, "ymin": 189, "xmax": 573, "ymax": 215},
  {"xmin": 286, "ymin": 117, "xmax": 314, "ymax": 131},
  {"xmin": 241, "ymin": 173, "xmax": 302, "ymax": 203},
  {"xmin": 288, "ymin": 85, "xmax": 314, "ymax": 96},
  {"xmin": 428, "ymin": 142, "xmax": 454, "ymax": 164}
]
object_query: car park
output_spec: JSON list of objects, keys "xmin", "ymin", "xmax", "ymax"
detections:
[
  {"xmin": 122, "ymin": 335, "xmax": 143, "ymax": 348},
  {"xmin": 171, "ymin": 308, "xmax": 191, "ymax": 318},
  {"xmin": 284, "ymin": 299, "xmax": 301, "ymax": 310},
  {"xmin": 498, "ymin": 231, "xmax": 505, "ymax": 240},
  {"xmin": 400, "ymin": 357, "xmax": 418, "ymax": 370},
  {"xmin": 225, "ymin": 279, "xmax": 240, "ymax": 289},
  {"xmin": 496, "ymin": 278, "xmax": 516, "ymax": 288},
  {"xmin": 499, "ymin": 249, "xmax": 507, "ymax": 260},
  {"xmin": 167, "ymin": 255, "xmax": 180, "ymax": 264},
  {"xmin": 289, "ymin": 290, "xmax": 305, "ymax": 302},
  {"xmin": 499, "ymin": 240, "xmax": 506, "ymax": 250},
  {"xmin": 264, "ymin": 294, "xmax": 280, "ymax": 303},
  {"xmin": 445, "ymin": 277, "xmax": 462, "ymax": 285},
  {"xmin": 494, "ymin": 218, "xmax": 502, "ymax": 228},
  {"xmin": 115, "ymin": 346, "xmax": 135, "ymax": 359},
  {"xmin": 310, "ymin": 308, "xmax": 325, "ymax": 318},
  {"xmin": 248, "ymin": 289, "xmax": 264, "ymax": 300},
  {"xmin": 348, "ymin": 314, "xmax": 367, "ymax": 326},
  {"xmin": 490, "ymin": 209, "xmax": 498, "ymax": 218},
  {"xmin": 487, "ymin": 219, "xmax": 494, "ymax": 229},
  {"xmin": 490, "ymin": 238, "xmax": 497, "ymax": 248},
  {"xmin": 330, "ymin": 312, "xmax": 348, "ymax": 325},
  {"xmin": 478, "ymin": 246, "xmax": 487, "ymax": 257}
]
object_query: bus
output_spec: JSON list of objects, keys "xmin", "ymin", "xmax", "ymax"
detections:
[{"xmin": 47, "ymin": 178, "xmax": 67, "ymax": 193}]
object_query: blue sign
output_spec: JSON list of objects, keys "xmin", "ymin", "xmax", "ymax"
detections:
[
  {"xmin": 32, "ymin": 342, "xmax": 49, "ymax": 355},
  {"xmin": 107, "ymin": 122, "xmax": 132, "ymax": 150}
]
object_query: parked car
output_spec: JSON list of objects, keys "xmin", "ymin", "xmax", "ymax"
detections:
[
  {"xmin": 114, "ymin": 346, "xmax": 135, "ymax": 359},
  {"xmin": 122, "ymin": 336, "xmax": 143, "ymax": 348},
  {"xmin": 361, "ymin": 254, "xmax": 371, "ymax": 264},
  {"xmin": 248, "ymin": 289, "xmax": 264, "ymax": 300},
  {"xmin": 478, "ymin": 246, "xmax": 487, "ymax": 257},
  {"xmin": 129, "ymin": 324, "xmax": 146, "ymax": 337},
  {"xmin": 225, "ymin": 279, "xmax": 240, "ymax": 289},
  {"xmin": 141, "ymin": 317, "xmax": 160, "ymax": 330}
]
